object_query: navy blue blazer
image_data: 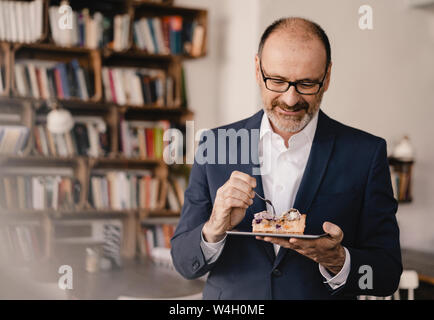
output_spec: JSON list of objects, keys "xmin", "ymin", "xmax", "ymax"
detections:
[{"xmin": 171, "ymin": 109, "xmax": 402, "ymax": 300}]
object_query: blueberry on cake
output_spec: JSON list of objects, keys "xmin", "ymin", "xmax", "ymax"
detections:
[{"xmin": 252, "ymin": 208, "xmax": 306, "ymax": 234}]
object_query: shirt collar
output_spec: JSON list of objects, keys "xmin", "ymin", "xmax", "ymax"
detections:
[{"xmin": 259, "ymin": 109, "xmax": 319, "ymax": 144}]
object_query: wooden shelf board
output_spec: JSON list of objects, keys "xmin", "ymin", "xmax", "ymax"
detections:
[
  {"xmin": 0, "ymin": 208, "xmax": 135, "ymax": 219},
  {"xmin": 0, "ymin": 95, "xmax": 192, "ymax": 115},
  {"xmin": 89, "ymin": 157, "xmax": 164, "ymax": 167},
  {"xmin": 141, "ymin": 216, "xmax": 180, "ymax": 225},
  {"xmin": 0, "ymin": 155, "xmax": 79, "ymax": 166},
  {"xmin": 132, "ymin": 1, "xmax": 207, "ymax": 14},
  {"xmin": 144, "ymin": 209, "xmax": 180, "ymax": 217},
  {"xmin": 5, "ymin": 41, "xmax": 206, "ymax": 61}
]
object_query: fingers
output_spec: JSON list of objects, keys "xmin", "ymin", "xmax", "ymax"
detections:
[
  {"xmin": 223, "ymin": 196, "xmax": 251, "ymax": 210},
  {"xmin": 217, "ymin": 171, "xmax": 256, "ymax": 208},
  {"xmin": 230, "ymin": 171, "xmax": 256, "ymax": 189},
  {"xmin": 322, "ymin": 222, "xmax": 344, "ymax": 243},
  {"xmin": 227, "ymin": 177, "xmax": 255, "ymax": 199}
]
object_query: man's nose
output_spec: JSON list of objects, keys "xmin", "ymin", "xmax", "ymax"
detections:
[{"xmin": 279, "ymin": 85, "xmax": 300, "ymax": 107}]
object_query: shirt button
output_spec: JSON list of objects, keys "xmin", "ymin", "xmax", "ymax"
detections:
[
  {"xmin": 272, "ymin": 269, "xmax": 282, "ymax": 277},
  {"xmin": 276, "ymin": 185, "xmax": 283, "ymax": 192}
]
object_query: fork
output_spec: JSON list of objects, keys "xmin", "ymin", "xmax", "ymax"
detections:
[{"xmin": 254, "ymin": 192, "xmax": 276, "ymax": 217}]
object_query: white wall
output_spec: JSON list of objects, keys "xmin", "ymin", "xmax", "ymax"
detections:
[
  {"xmin": 177, "ymin": 0, "xmax": 261, "ymax": 130},
  {"xmin": 178, "ymin": 0, "xmax": 434, "ymax": 253}
]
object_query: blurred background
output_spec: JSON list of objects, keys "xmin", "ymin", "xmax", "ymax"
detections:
[{"xmin": 0, "ymin": 0, "xmax": 433, "ymax": 300}]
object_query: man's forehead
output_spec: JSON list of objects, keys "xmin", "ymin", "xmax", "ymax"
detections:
[{"xmin": 261, "ymin": 32, "xmax": 327, "ymax": 78}]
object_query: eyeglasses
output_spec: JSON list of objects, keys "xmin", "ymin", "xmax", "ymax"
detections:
[{"xmin": 259, "ymin": 60, "xmax": 328, "ymax": 95}]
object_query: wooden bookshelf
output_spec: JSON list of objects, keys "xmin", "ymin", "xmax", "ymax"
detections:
[
  {"xmin": 388, "ymin": 156, "xmax": 414, "ymax": 203},
  {"xmin": 0, "ymin": 0, "xmax": 206, "ymax": 262}
]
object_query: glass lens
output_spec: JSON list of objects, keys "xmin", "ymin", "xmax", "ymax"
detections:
[
  {"xmin": 265, "ymin": 79, "xmax": 289, "ymax": 92},
  {"xmin": 296, "ymin": 83, "xmax": 320, "ymax": 94}
]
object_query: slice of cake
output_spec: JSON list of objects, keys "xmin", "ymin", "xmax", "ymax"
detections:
[{"xmin": 252, "ymin": 208, "xmax": 306, "ymax": 234}]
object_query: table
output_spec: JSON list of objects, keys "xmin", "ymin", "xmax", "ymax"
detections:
[
  {"xmin": 0, "ymin": 255, "xmax": 205, "ymax": 300},
  {"xmin": 401, "ymin": 248, "xmax": 434, "ymax": 285}
]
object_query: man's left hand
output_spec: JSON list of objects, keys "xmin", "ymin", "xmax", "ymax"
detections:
[{"xmin": 256, "ymin": 221, "xmax": 346, "ymax": 275}]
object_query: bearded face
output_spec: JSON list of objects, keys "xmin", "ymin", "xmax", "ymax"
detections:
[
  {"xmin": 256, "ymin": 30, "xmax": 331, "ymax": 135},
  {"xmin": 264, "ymin": 88, "xmax": 324, "ymax": 133}
]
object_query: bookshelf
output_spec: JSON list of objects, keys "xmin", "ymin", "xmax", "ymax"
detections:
[
  {"xmin": 389, "ymin": 157, "xmax": 414, "ymax": 203},
  {"xmin": 0, "ymin": 0, "xmax": 206, "ymax": 267}
]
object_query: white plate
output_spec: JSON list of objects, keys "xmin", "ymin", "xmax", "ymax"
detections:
[{"xmin": 226, "ymin": 230, "xmax": 328, "ymax": 239}]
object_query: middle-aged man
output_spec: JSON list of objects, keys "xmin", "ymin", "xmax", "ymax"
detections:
[{"xmin": 171, "ymin": 17, "xmax": 402, "ymax": 299}]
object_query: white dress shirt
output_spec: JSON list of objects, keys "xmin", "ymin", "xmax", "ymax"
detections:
[{"xmin": 200, "ymin": 110, "xmax": 350, "ymax": 290}]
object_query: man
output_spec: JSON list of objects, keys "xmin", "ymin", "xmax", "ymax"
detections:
[{"xmin": 171, "ymin": 17, "xmax": 402, "ymax": 299}]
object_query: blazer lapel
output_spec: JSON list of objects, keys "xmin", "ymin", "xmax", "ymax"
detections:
[{"xmin": 274, "ymin": 110, "xmax": 336, "ymax": 268}]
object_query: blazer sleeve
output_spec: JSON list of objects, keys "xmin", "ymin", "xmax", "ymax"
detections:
[
  {"xmin": 170, "ymin": 157, "xmax": 218, "ymax": 280},
  {"xmin": 334, "ymin": 138, "xmax": 403, "ymax": 297}
]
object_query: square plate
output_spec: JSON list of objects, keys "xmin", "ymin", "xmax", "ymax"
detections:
[{"xmin": 226, "ymin": 230, "xmax": 328, "ymax": 239}]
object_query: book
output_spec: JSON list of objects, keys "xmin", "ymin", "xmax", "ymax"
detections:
[
  {"xmin": 191, "ymin": 24, "xmax": 205, "ymax": 57},
  {"xmin": 48, "ymin": 5, "xmax": 129, "ymax": 50},
  {"xmin": 89, "ymin": 170, "xmax": 158, "ymax": 210},
  {"xmin": 166, "ymin": 182, "xmax": 180, "ymax": 211},
  {"xmin": 0, "ymin": 125, "xmax": 30, "ymax": 155},
  {"xmin": 0, "ymin": 0, "xmax": 43, "ymax": 43}
]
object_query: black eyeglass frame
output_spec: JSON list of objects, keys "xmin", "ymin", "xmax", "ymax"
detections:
[{"xmin": 259, "ymin": 60, "xmax": 328, "ymax": 95}]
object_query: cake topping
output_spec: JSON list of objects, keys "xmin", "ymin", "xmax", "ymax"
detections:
[
  {"xmin": 254, "ymin": 210, "xmax": 275, "ymax": 220},
  {"xmin": 254, "ymin": 208, "xmax": 301, "ymax": 221},
  {"xmin": 281, "ymin": 208, "xmax": 301, "ymax": 220}
]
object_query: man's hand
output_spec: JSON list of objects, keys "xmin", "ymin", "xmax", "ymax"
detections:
[
  {"xmin": 203, "ymin": 171, "xmax": 256, "ymax": 243},
  {"xmin": 256, "ymin": 222, "xmax": 346, "ymax": 275}
]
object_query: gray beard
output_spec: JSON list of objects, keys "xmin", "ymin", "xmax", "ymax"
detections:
[{"xmin": 265, "ymin": 108, "xmax": 314, "ymax": 133}]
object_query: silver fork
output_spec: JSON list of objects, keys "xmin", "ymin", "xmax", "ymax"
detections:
[{"xmin": 254, "ymin": 192, "xmax": 276, "ymax": 217}]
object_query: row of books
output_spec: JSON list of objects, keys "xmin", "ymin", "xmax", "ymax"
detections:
[
  {"xmin": 133, "ymin": 16, "xmax": 204, "ymax": 56},
  {"xmin": 138, "ymin": 223, "xmax": 176, "ymax": 257},
  {"xmin": 0, "ymin": 0, "xmax": 44, "ymax": 43},
  {"xmin": 390, "ymin": 165, "xmax": 413, "ymax": 202},
  {"xmin": 0, "ymin": 125, "xmax": 30, "ymax": 155},
  {"xmin": 49, "ymin": 5, "xmax": 130, "ymax": 51},
  {"xmin": 0, "ymin": 175, "xmax": 80, "ymax": 211},
  {"xmin": 89, "ymin": 171, "xmax": 161, "ymax": 210},
  {"xmin": 0, "ymin": 224, "xmax": 44, "ymax": 263},
  {"xmin": 14, "ymin": 59, "xmax": 95, "ymax": 101},
  {"xmin": 88, "ymin": 170, "xmax": 187, "ymax": 212},
  {"xmin": 119, "ymin": 119, "xmax": 170, "ymax": 159},
  {"xmin": 34, "ymin": 116, "xmax": 110, "ymax": 158},
  {"xmin": 12, "ymin": 60, "xmax": 182, "ymax": 107},
  {"xmin": 102, "ymin": 66, "xmax": 177, "ymax": 107}
]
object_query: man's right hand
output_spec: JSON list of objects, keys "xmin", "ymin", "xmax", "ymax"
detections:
[{"xmin": 202, "ymin": 171, "xmax": 256, "ymax": 243}]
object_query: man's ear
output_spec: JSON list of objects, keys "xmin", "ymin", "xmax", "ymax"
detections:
[
  {"xmin": 323, "ymin": 61, "xmax": 332, "ymax": 92},
  {"xmin": 254, "ymin": 55, "xmax": 261, "ymax": 85}
]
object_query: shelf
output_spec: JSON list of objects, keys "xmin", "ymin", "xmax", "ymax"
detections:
[
  {"xmin": 0, "ymin": 95, "xmax": 192, "ymax": 117},
  {"xmin": 0, "ymin": 208, "xmax": 135, "ymax": 219},
  {"xmin": 2, "ymin": 41, "xmax": 206, "ymax": 61},
  {"xmin": 132, "ymin": 1, "xmax": 207, "ymax": 15},
  {"xmin": 388, "ymin": 156, "xmax": 414, "ymax": 165},
  {"xmin": 0, "ymin": 155, "xmax": 79, "ymax": 166},
  {"xmin": 89, "ymin": 156, "xmax": 165, "ymax": 168},
  {"xmin": 0, "ymin": 208, "xmax": 180, "ymax": 221},
  {"xmin": 0, "ymin": 0, "xmax": 204, "ymax": 262},
  {"xmin": 142, "ymin": 208, "xmax": 180, "ymax": 217},
  {"xmin": 103, "ymin": 48, "xmax": 206, "ymax": 61},
  {"xmin": 141, "ymin": 216, "xmax": 180, "ymax": 225},
  {"xmin": 0, "ymin": 154, "xmax": 177, "ymax": 169}
]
